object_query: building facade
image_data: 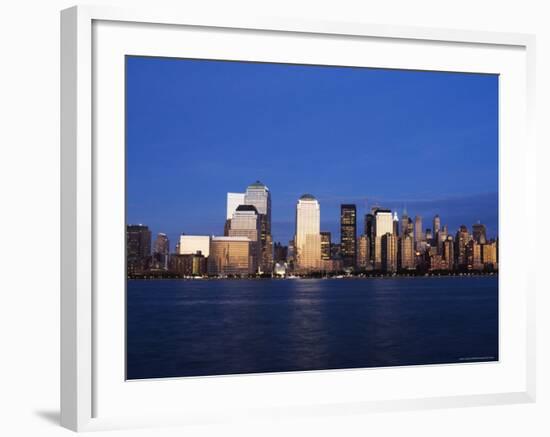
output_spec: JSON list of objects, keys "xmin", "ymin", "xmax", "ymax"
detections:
[
  {"xmin": 244, "ymin": 181, "xmax": 273, "ymax": 273},
  {"xmin": 340, "ymin": 204, "xmax": 357, "ymax": 267},
  {"xmin": 127, "ymin": 224, "xmax": 152, "ymax": 275},
  {"xmin": 208, "ymin": 236, "xmax": 253, "ymax": 276},
  {"xmin": 295, "ymin": 194, "xmax": 321, "ymax": 272}
]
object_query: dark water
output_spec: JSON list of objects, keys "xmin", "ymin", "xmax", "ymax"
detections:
[{"xmin": 126, "ymin": 276, "xmax": 498, "ymax": 379}]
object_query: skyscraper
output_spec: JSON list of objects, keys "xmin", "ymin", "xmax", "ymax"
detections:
[
  {"xmin": 374, "ymin": 209, "xmax": 393, "ymax": 269},
  {"xmin": 433, "ymin": 215, "xmax": 441, "ymax": 234},
  {"xmin": 414, "ymin": 216, "xmax": 423, "ymax": 246},
  {"xmin": 356, "ymin": 234, "xmax": 370, "ymax": 270},
  {"xmin": 245, "ymin": 181, "xmax": 272, "ymax": 272},
  {"xmin": 226, "ymin": 192, "xmax": 246, "ymax": 220},
  {"xmin": 127, "ymin": 224, "xmax": 152, "ymax": 274},
  {"xmin": 392, "ymin": 211, "xmax": 399, "ymax": 236},
  {"xmin": 443, "ymin": 235, "xmax": 455, "ymax": 271},
  {"xmin": 472, "ymin": 222, "xmax": 487, "ymax": 244},
  {"xmin": 295, "ymin": 194, "xmax": 321, "ymax": 272},
  {"xmin": 455, "ymin": 225, "xmax": 471, "ymax": 269},
  {"xmin": 364, "ymin": 213, "xmax": 375, "ymax": 262},
  {"xmin": 228, "ymin": 204, "xmax": 261, "ymax": 273},
  {"xmin": 400, "ymin": 207, "xmax": 410, "ymax": 236},
  {"xmin": 381, "ymin": 233, "xmax": 398, "ymax": 272},
  {"xmin": 225, "ymin": 192, "xmax": 246, "ymax": 236},
  {"xmin": 340, "ymin": 204, "xmax": 357, "ymax": 267},
  {"xmin": 320, "ymin": 231, "xmax": 332, "ymax": 261},
  {"xmin": 152, "ymin": 233, "xmax": 170, "ymax": 270},
  {"xmin": 398, "ymin": 234, "xmax": 415, "ymax": 270}
]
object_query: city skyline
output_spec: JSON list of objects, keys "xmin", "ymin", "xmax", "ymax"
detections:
[
  {"xmin": 129, "ymin": 189, "xmax": 498, "ymax": 254},
  {"xmin": 127, "ymin": 181, "xmax": 498, "ymax": 278},
  {"xmin": 126, "ymin": 56, "xmax": 498, "ymax": 247}
]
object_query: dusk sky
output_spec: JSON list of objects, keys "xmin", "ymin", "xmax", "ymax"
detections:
[{"xmin": 126, "ymin": 56, "xmax": 498, "ymax": 248}]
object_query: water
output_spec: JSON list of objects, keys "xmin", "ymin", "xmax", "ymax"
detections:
[{"xmin": 127, "ymin": 276, "xmax": 498, "ymax": 379}]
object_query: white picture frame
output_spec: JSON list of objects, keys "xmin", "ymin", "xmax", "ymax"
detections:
[{"xmin": 60, "ymin": 5, "xmax": 536, "ymax": 432}]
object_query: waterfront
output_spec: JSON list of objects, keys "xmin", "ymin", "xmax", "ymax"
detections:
[{"xmin": 127, "ymin": 276, "xmax": 498, "ymax": 379}]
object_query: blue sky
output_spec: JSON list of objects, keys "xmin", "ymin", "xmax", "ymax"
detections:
[{"xmin": 126, "ymin": 56, "xmax": 498, "ymax": 248}]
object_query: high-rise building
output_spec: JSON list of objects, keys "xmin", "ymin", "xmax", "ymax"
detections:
[
  {"xmin": 433, "ymin": 215, "xmax": 441, "ymax": 234},
  {"xmin": 127, "ymin": 224, "xmax": 152, "ymax": 275},
  {"xmin": 398, "ymin": 234, "xmax": 415, "ymax": 270},
  {"xmin": 320, "ymin": 231, "xmax": 332, "ymax": 260},
  {"xmin": 414, "ymin": 216, "xmax": 423, "ymax": 246},
  {"xmin": 179, "ymin": 235, "xmax": 211, "ymax": 257},
  {"xmin": 455, "ymin": 225, "xmax": 471, "ymax": 269},
  {"xmin": 374, "ymin": 209, "xmax": 393, "ymax": 269},
  {"xmin": 443, "ymin": 235, "xmax": 455, "ymax": 271},
  {"xmin": 228, "ymin": 204, "xmax": 261, "ymax": 273},
  {"xmin": 364, "ymin": 213, "xmax": 375, "ymax": 262},
  {"xmin": 245, "ymin": 181, "xmax": 273, "ymax": 272},
  {"xmin": 482, "ymin": 241, "xmax": 498, "ymax": 270},
  {"xmin": 400, "ymin": 207, "xmax": 410, "ymax": 236},
  {"xmin": 152, "ymin": 233, "xmax": 170, "ymax": 270},
  {"xmin": 392, "ymin": 211, "xmax": 399, "ymax": 236},
  {"xmin": 208, "ymin": 236, "xmax": 253, "ymax": 276},
  {"xmin": 340, "ymin": 204, "xmax": 357, "ymax": 267},
  {"xmin": 356, "ymin": 235, "xmax": 370, "ymax": 270},
  {"xmin": 472, "ymin": 223, "xmax": 487, "ymax": 244},
  {"xmin": 467, "ymin": 240, "xmax": 483, "ymax": 270},
  {"xmin": 226, "ymin": 192, "xmax": 246, "ymax": 220},
  {"xmin": 381, "ymin": 233, "xmax": 398, "ymax": 273},
  {"xmin": 295, "ymin": 194, "xmax": 321, "ymax": 272}
]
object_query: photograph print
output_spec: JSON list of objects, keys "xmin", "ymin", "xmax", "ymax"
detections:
[{"xmin": 126, "ymin": 56, "xmax": 499, "ymax": 380}]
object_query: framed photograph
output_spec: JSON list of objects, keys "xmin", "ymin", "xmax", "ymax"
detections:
[{"xmin": 61, "ymin": 5, "xmax": 536, "ymax": 432}]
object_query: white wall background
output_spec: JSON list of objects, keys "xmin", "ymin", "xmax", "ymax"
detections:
[{"xmin": 0, "ymin": 0, "xmax": 547, "ymax": 435}]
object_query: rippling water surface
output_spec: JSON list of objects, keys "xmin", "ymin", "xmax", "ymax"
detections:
[{"xmin": 127, "ymin": 276, "xmax": 498, "ymax": 379}]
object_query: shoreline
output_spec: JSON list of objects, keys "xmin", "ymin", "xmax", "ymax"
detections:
[{"xmin": 128, "ymin": 272, "xmax": 498, "ymax": 281}]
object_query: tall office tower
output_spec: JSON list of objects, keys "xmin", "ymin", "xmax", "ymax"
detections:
[
  {"xmin": 126, "ymin": 224, "xmax": 152, "ymax": 274},
  {"xmin": 244, "ymin": 181, "xmax": 272, "ymax": 272},
  {"xmin": 401, "ymin": 207, "xmax": 410, "ymax": 236},
  {"xmin": 414, "ymin": 216, "xmax": 423, "ymax": 245},
  {"xmin": 433, "ymin": 215, "xmax": 441, "ymax": 234},
  {"xmin": 356, "ymin": 235, "xmax": 370, "ymax": 270},
  {"xmin": 482, "ymin": 241, "xmax": 498, "ymax": 270},
  {"xmin": 320, "ymin": 231, "xmax": 332, "ymax": 261},
  {"xmin": 467, "ymin": 240, "xmax": 483, "ymax": 270},
  {"xmin": 437, "ymin": 225, "xmax": 448, "ymax": 254},
  {"xmin": 373, "ymin": 209, "xmax": 393, "ymax": 269},
  {"xmin": 455, "ymin": 225, "xmax": 471, "ymax": 269},
  {"xmin": 472, "ymin": 222, "xmax": 487, "ymax": 244},
  {"xmin": 398, "ymin": 234, "xmax": 415, "ymax": 270},
  {"xmin": 295, "ymin": 194, "xmax": 321, "ymax": 272},
  {"xmin": 364, "ymin": 213, "xmax": 376, "ymax": 262},
  {"xmin": 228, "ymin": 204, "xmax": 261, "ymax": 273},
  {"xmin": 340, "ymin": 204, "xmax": 357, "ymax": 267},
  {"xmin": 392, "ymin": 211, "xmax": 399, "ymax": 236},
  {"xmin": 443, "ymin": 236, "xmax": 455, "ymax": 271},
  {"xmin": 225, "ymin": 192, "xmax": 246, "ymax": 235},
  {"xmin": 208, "ymin": 236, "xmax": 253, "ymax": 276},
  {"xmin": 152, "ymin": 233, "xmax": 170, "ymax": 270},
  {"xmin": 226, "ymin": 192, "xmax": 246, "ymax": 220},
  {"xmin": 381, "ymin": 233, "xmax": 398, "ymax": 273},
  {"xmin": 179, "ymin": 235, "xmax": 211, "ymax": 257}
]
